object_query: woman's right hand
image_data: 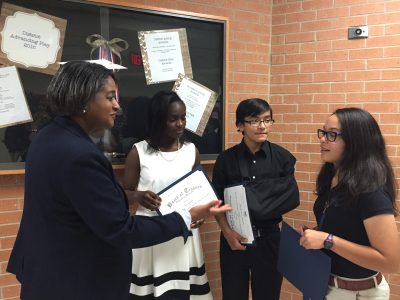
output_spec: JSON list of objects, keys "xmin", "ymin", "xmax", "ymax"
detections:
[
  {"xmin": 189, "ymin": 200, "xmax": 232, "ymax": 222},
  {"xmin": 137, "ymin": 190, "xmax": 161, "ymax": 210}
]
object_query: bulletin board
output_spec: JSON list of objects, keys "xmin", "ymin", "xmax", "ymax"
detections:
[{"xmin": 0, "ymin": 0, "xmax": 227, "ymax": 170}]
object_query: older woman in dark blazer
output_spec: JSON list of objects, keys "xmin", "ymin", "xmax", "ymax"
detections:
[{"xmin": 7, "ymin": 61, "xmax": 229, "ymax": 300}]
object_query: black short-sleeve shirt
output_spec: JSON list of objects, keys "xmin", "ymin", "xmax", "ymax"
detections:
[{"xmin": 314, "ymin": 187, "xmax": 394, "ymax": 278}]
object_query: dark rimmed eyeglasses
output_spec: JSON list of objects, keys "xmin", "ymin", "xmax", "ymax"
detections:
[
  {"xmin": 244, "ymin": 119, "xmax": 275, "ymax": 127},
  {"xmin": 317, "ymin": 129, "xmax": 342, "ymax": 142}
]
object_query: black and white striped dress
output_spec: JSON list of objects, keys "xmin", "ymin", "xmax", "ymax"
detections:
[{"xmin": 130, "ymin": 140, "xmax": 213, "ymax": 300}]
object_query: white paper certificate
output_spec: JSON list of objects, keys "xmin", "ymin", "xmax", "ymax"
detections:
[
  {"xmin": 158, "ymin": 167, "xmax": 218, "ymax": 215},
  {"xmin": 0, "ymin": 66, "xmax": 32, "ymax": 128},
  {"xmin": 173, "ymin": 74, "xmax": 218, "ymax": 136},
  {"xmin": 224, "ymin": 184, "xmax": 254, "ymax": 244},
  {"xmin": 138, "ymin": 28, "xmax": 193, "ymax": 84}
]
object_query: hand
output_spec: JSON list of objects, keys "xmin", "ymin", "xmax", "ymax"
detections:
[
  {"xmin": 223, "ymin": 229, "xmax": 247, "ymax": 251},
  {"xmin": 189, "ymin": 200, "xmax": 232, "ymax": 222},
  {"xmin": 299, "ymin": 229, "xmax": 327, "ymax": 250},
  {"xmin": 190, "ymin": 219, "xmax": 205, "ymax": 229},
  {"xmin": 137, "ymin": 190, "xmax": 161, "ymax": 210},
  {"xmin": 297, "ymin": 224, "xmax": 309, "ymax": 236}
]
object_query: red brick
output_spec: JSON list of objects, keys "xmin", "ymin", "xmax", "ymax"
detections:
[
  {"xmin": 286, "ymin": 11, "xmax": 316, "ymax": 23},
  {"xmin": 272, "ymin": 23, "xmax": 301, "ymax": 35},
  {"xmin": 286, "ymin": 52, "xmax": 315, "ymax": 64},
  {"xmin": 3, "ymin": 284, "xmax": 21, "ymax": 298},
  {"xmin": 302, "ymin": 19, "xmax": 333, "ymax": 32},
  {"xmin": 350, "ymin": 3, "xmax": 385, "ymax": 15},
  {"xmin": 0, "ymin": 212, "xmax": 22, "ymax": 225},
  {"xmin": 314, "ymin": 72, "xmax": 346, "ymax": 82},
  {"xmin": 347, "ymin": 70, "xmax": 381, "ymax": 81},
  {"xmin": 331, "ymin": 82, "xmax": 364, "ymax": 92},
  {"xmin": 332, "ymin": 60, "xmax": 366, "ymax": 71},
  {"xmin": 302, "ymin": 0, "xmax": 334, "ymax": 11},
  {"xmin": 301, "ymin": 40, "xmax": 332, "ymax": 52},
  {"xmin": 286, "ymin": 32, "xmax": 315, "ymax": 43},
  {"xmin": 273, "ymin": 2, "xmax": 302, "ymax": 14},
  {"xmin": 300, "ymin": 62, "xmax": 331, "ymax": 73},
  {"xmin": 317, "ymin": 7, "xmax": 349, "ymax": 19},
  {"xmin": 0, "ymin": 200, "xmax": 19, "ymax": 212},
  {"xmin": 349, "ymin": 48, "xmax": 383, "ymax": 59}
]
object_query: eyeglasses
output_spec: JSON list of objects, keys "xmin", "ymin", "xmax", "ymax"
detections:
[
  {"xmin": 244, "ymin": 119, "xmax": 275, "ymax": 127},
  {"xmin": 317, "ymin": 129, "xmax": 342, "ymax": 142}
]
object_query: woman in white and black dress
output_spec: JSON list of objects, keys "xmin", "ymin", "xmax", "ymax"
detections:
[{"xmin": 123, "ymin": 91, "xmax": 213, "ymax": 300}]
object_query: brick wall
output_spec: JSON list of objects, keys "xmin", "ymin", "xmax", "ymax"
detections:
[
  {"xmin": 0, "ymin": 174, "xmax": 24, "ymax": 299},
  {"xmin": 1, "ymin": 0, "xmax": 400, "ymax": 299},
  {"xmin": 270, "ymin": 1, "xmax": 400, "ymax": 299}
]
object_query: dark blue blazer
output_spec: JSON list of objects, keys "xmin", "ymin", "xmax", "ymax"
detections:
[{"xmin": 7, "ymin": 116, "xmax": 189, "ymax": 300}]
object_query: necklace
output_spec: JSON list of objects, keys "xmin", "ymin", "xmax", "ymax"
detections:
[{"xmin": 158, "ymin": 139, "xmax": 180, "ymax": 162}]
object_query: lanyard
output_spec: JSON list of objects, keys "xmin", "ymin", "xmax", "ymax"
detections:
[
  {"xmin": 318, "ymin": 191, "xmax": 337, "ymax": 230},
  {"xmin": 317, "ymin": 200, "xmax": 330, "ymax": 230}
]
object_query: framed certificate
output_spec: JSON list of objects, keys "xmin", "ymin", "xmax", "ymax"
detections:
[
  {"xmin": 0, "ymin": 2, "xmax": 67, "ymax": 75},
  {"xmin": 138, "ymin": 28, "xmax": 193, "ymax": 85},
  {"xmin": 173, "ymin": 74, "xmax": 218, "ymax": 136},
  {"xmin": 223, "ymin": 184, "xmax": 255, "ymax": 245},
  {"xmin": 0, "ymin": 66, "xmax": 32, "ymax": 128},
  {"xmin": 157, "ymin": 166, "xmax": 218, "ymax": 215}
]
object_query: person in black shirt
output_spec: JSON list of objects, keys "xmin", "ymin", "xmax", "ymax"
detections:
[
  {"xmin": 299, "ymin": 107, "xmax": 400, "ymax": 299},
  {"xmin": 212, "ymin": 98, "xmax": 299, "ymax": 300}
]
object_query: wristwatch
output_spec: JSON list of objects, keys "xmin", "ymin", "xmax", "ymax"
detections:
[{"xmin": 323, "ymin": 233, "xmax": 333, "ymax": 250}]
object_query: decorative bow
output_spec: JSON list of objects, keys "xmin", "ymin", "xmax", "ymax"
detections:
[{"xmin": 85, "ymin": 34, "xmax": 129, "ymax": 63}]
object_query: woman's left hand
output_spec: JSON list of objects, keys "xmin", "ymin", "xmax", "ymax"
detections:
[
  {"xmin": 299, "ymin": 229, "xmax": 328, "ymax": 250},
  {"xmin": 189, "ymin": 200, "xmax": 232, "ymax": 222}
]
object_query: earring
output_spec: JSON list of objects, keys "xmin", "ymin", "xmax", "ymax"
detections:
[{"xmin": 82, "ymin": 109, "xmax": 87, "ymax": 114}]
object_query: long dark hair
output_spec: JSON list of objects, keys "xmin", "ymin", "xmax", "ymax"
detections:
[
  {"xmin": 147, "ymin": 91, "xmax": 185, "ymax": 152},
  {"xmin": 316, "ymin": 107, "xmax": 398, "ymax": 213}
]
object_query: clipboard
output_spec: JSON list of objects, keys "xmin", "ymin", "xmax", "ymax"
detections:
[
  {"xmin": 156, "ymin": 165, "xmax": 219, "ymax": 215},
  {"xmin": 277, "ymin": 222, "xmax": 331, "ymax": 300}
]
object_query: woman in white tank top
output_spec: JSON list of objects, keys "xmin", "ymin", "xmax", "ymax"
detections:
[{"xmin": 123, "ymin": 91, "xmax": 213, "ymax": 300}]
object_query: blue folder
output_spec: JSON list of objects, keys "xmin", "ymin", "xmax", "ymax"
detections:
[{"xmin": 278, "ymin": 222, "xmax": 331, "ymax": 300}]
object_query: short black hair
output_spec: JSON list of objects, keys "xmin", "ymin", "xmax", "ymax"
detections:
[
  {"xmin": 235, "ymin": 98, "xmax": 272, "ymax": 126},
  {"xmin": 47, "ymin": 61, "xmax": 117, "ymax": 116}
]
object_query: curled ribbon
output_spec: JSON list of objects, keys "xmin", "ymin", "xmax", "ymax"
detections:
[{"xmin": 86, "ymin": 34, "xmax": 129, "ymax": 64}]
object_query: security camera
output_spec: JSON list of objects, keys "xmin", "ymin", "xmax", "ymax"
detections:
[{"xmin": 348, "ymin": 26, "xmax": 368, "ymax": 39}]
